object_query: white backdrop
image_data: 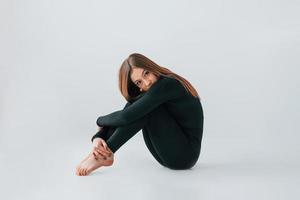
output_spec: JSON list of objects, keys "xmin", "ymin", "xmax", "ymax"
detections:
[{"xmin": 1, "ymin": 0, "xmax": 300, "ymax": 200}]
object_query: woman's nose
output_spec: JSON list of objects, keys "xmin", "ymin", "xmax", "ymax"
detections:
[{"xmin": 144, "ymin": 79, "xmax": 151, "ymax": 87}]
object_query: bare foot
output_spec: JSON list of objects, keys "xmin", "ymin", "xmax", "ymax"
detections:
[
  {"xmin": 75, "ymin": 152, "xmax": 93, "ymax": 174},
  {"xmin": 76, "ymin": 152, "xmax": 114, "ymax": 176}
]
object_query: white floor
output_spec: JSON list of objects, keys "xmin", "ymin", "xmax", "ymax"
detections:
[{"xmin": 1, "ymin": 131, "xmax": 299, "ymax": 200}]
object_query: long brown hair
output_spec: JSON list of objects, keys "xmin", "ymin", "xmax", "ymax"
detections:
[{"xmin": 118, "ymin": 53, "xmax": 200, "ymax": 102}]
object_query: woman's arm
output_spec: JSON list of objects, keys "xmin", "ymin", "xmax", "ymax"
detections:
[
  {"xmin": 96, "ymin": 77, "xmax": 187, "ymax": 127},
  {"xmin": 91, "ymin": 102, "xmax": 132, "ymax": 142}
]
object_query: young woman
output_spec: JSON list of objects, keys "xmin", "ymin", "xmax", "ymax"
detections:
[{"xmin": 76, "ymin": 53, "xmax": 204, "ymax": 176}]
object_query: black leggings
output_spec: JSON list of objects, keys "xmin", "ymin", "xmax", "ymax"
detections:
[{"xmin": 94, "ymin": 103, "xmax": 202, "ymax": 170}]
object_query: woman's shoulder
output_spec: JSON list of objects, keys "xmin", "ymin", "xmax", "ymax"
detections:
[
  {"xmin": 158, "ymin": 75, "xmax": 188, "ymax": 94},
  {"xmin": 158, "ymin": 75, "xmax": 179, "ymax": 85},
  {"xmin": 160, "ymin": 75, "xmax": 184, "ymax": 88}
]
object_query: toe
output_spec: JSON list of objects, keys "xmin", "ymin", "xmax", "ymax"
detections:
[
  {"xmin": 83, "ymin": 168, "xmax": 88, "ymax": 176},
  {"xmin": 85, "ymin": 168, "xmax": 91, "ymax": 176},
  {"xmin": 77, "ymin": 167, "xmax": 82, "ymax": 176}
]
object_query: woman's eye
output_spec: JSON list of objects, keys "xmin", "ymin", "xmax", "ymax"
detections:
[{"xmin": 145, "ymin": 71, "xmax": 149, "ymax": 75}]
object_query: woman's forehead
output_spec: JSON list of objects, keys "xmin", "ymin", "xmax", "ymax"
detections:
[{"xmin": 130, "ymin": 67, "xmax": 144, "ymax": 81}]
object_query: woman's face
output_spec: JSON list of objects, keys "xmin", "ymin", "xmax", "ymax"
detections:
[{"xmin": 130, "ymin": 67, "xmax": 159, "ymax": 92}]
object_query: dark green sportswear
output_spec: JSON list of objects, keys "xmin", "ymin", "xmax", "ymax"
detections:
[{"xmin": 91, "ymin": 75, "xmax": 204, "ymax": 170}]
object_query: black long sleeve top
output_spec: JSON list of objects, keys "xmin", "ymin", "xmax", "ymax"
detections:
[{"xmin": 93, "ymin": 75, "xmax": 204, "ymax": 143}]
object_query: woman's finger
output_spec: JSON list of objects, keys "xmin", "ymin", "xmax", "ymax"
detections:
[
  {"xmin": 95, "ymin": 145, "xmax": 111, "ymax": 154},
  {"xmin": 92, "ymin": 152, "xmax": 99, "ymax": 160},
  {"xmin": 93, "ymin": 149, "xmax": 101, "ymax": 157},
  {"xmin": 93, "ymin": 150, "xmax": 106, "ymax": 159},
  {"xmin": 96, "ymin": 149, "xmax": 108, "ymax": 159},
  {"xmin": 99, "ymin": 138, "xmax": 108, "ymax": 149},
  {"xmin": 93, "ymin": 149, "xmax": 100, "ymax": 157},
  {"xmin": 97, "ymin": 148, "xmax": 111, "ymax": 158}
]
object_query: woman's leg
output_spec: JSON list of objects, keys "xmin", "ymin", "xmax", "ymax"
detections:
[
  {"xmin": 92, "ymin": 126, "xmax": 117, "ymax": 142},
  {"xmin": 105, "ymin": 114, "xmax": 148, "ymax": 153},
  {"xmin": 141, "ymin": 128, "xmax": 167, "ymax": 167},
  {"xmin": 142, "ymin": 105, "xmax": 200, "ymax": 170}
]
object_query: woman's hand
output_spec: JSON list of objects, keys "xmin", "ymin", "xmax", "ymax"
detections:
[
  {"xmin": 92, "ymin": 137, "xmax": 107, "ymax": 149},
  {"xmin": 92, "ymin": 138, "xmax": 113, "ymax": 160}
]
